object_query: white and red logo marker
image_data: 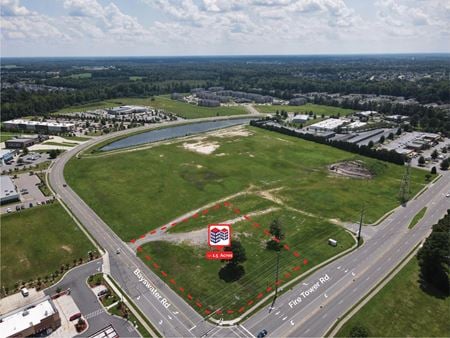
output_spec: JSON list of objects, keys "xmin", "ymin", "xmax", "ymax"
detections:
[{"xmin": 206, "ymin": 224, "xmax": 233, "ymax": 260}]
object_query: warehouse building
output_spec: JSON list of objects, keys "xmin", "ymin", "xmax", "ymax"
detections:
[
  {"xmin": 0, "ymin": 296, "xmax": 61, "ymax": 338},
  {"xmin": 308, "ymin": 118, "xmax": 346, "ymax": 132},
  {"xmin": 3, "ymin": 120, "xmax": 75, "ymax": 134},
  {"xmin": 0, "ymin": 175, "xmax": 20, "ymax": 205},
  {"xmin": 291, "ymin": 114, "xmax": 309, "ymax": 124}
]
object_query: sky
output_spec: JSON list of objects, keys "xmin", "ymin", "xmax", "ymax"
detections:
[{"xmin": 1, "ymin": 0, "xmax": 449, "ymax": 57}]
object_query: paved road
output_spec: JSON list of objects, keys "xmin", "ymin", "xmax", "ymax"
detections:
[
  {"xmin": 49, "ymin": 116, "xmax": 450, "ymax": 338},
  {"xmin": 44, "ymin": 259, "xmax": 139, "ymax": 337},
  {"xmin": 49, "ymin": 116, "xmax": 257, "ymax": 337},
  {"xmin": 242, "ymin": 171, "xmax": 450, "ymax": 337}
]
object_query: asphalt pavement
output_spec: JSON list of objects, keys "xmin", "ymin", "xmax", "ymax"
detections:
[
  {"xmin": 44, "ymin": 258, "xmax": 139, "ymax": 338},
  {"xmin": 48, "ymin": 116, "xmax": 450, "ymax": 338}
]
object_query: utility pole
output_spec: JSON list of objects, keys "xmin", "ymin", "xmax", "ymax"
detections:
[
  {"xmin": 275, "ymin": 250, "xmax": 281, "ymax": 297},
  {"xmin": 357, "ymin": 205, "xmax": 365, "ymax": 247}
]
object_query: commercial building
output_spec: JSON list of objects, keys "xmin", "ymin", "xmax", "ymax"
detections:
[
  {"xmin": 106, "ymin": 105, "xmax": 148, "ymax": 115},
  {"xmin": 346, "ymin": 121, "xmax": 367, "ymax": 130},
  {"xmin": 355, "ymin": 111, "xmax": 378, "ymax": 121},
  {"xmin": 385, "ymin": 115, "xmax": 410, "ymax": 123},
  {"xmin": 291, "ymin": 114, "xmax": 309, "ymax": 124},
  {"xmin": 308, "ymin": 118, "xmax": 346, "ymax": 132},
  {"xmin": 4, "ymin": 135, "xmax": 48, "ymax": 149},
  {"xmin": 0, "ymin": 296, "xmax": 61, "ymax": 338},
  {"xmin": 0, "ymin": 175, "xmax": 20, "ymax": 205},
  {"xmin": 0, "ymin": 149, "xmax": 15, "ymax": 165},
  {"xmin": 3, "ymin": 119, "xmax": 75, "ymax": 134}
]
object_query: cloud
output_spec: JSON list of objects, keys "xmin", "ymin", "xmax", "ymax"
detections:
[{"xmin": 0, "ymin": 0, "xmax": 31, "ymax": 16}]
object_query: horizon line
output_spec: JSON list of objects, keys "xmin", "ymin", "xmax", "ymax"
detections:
[{"xmin": 2, "ymin": 52, "xmax": 450, "ymax": 59}]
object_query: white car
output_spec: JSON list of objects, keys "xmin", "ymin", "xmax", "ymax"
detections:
[
  {"xmin": 446, "ymin": 193, "xmax": 450, "ymax": 198},
  {"xmin": 6, "ymin": 208, "xmax": 12, "ymax": 213}
]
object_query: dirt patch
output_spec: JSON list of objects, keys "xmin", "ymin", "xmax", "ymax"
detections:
[
  {"xmin": 61, "ymin": 245, "xmax": 73, "ymax": 253},
  {"xmin": 209, "ymin": 125, "xmax": 253, "ymax": 138},
  {"xmin": 183, "ymin": 141, "xmax": 220, "ymax": 155},
  {"xmin": 329, "ymin": 160, "xmax": 373, "ymax": 179}
]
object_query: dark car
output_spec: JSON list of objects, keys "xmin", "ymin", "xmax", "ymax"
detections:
[{"xmin": 257, "ymin": 329, "xmax": 268, "ymax": 338}]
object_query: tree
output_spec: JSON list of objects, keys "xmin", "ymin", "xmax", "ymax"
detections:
[
  {"xmin": 417, "ymin": 212, "xmax": 449, "ymax": 295},
  {"xmin": 267, "ymin": 218, "xmax": 284, "ymax": 251},
  {"xmin": 431, "ymin": 166, "xmax": 437, "ymax": 175},
  {"xmin": 349, "ymin": 325, "xmax": 370, "ymax": 338},
  {"xmin": 23, "ymin": 147, "xmax": 29, "ymax": 155},
  {"xmin": 368, "ymin": 140, "xmax": 374, "ymax": 148},
  {"xmin": 49, "ymin": 149, "xmax": 60, "ymax": 159},
  {"xmin": 388, "ymin": 132, "xmax": 394, "ymax": 140},
  {"xmin": 219, "ymin": 240, "xmax": 247, "ymax": 282},
  {"xmin": 431, "ymin": 149, "xmax": 439, "ymax": 160},
  {"xmin": 440, "ymin": 158, "xmax": 449, "ymax": 170},
  {"xmin": 425, "ymin": 174, "xmax": 431, "ymax": 182},
  {"xmin": 379, "ymin": 135, "xmax": 385, "ymax": 144},
  {"xmin": 418, "ymin": 156, "xmax": 425, "ymax": 166},
  {"xmin": 396, "ymin": 127, "xmax": 402, "ymax": 136}
]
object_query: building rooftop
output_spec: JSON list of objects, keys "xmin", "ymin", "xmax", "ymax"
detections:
[
  {"xmin": 0, "ymin": 297, "xmax": 56, "ymax": 338},
  {"xmin": 0, "ymin": 175, "xmax": 18, "ymax": 200},
  {"xmin": 4, "ymin": 119, "xmax": 74, "ymax": 127},
  {"xmin": 309, "ymin": 118, "xmax": 346, "ymax": 130}
]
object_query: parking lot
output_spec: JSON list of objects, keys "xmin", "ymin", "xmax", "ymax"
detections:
[
  {"xmin": 1, "ymin": 152, "xmax": 51, "ymax": 174},
  {"xmin": 1, "ymin": 172, "xmax": 54, "ymax": 214}
]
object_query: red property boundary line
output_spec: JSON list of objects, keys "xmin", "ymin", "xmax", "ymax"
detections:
[{"xmin": 129, "ymin": 200, "xmax": 309, "ymax": 317}]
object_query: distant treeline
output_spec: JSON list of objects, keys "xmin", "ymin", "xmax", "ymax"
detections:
[
  {"xmin": 1, "ymin": 56, "xmax": 449, "ymax": 123},
  {"xmin": 250, "ymin": 119, "xmax": 406, "ymax": 165}
]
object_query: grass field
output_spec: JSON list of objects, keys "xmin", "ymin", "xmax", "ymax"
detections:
[
  {"xmin": 0, "ymin": 203, "xmax": 94, "ymax": 290},
  {"xmin": 1, "ymin": 132, "xmax": 19, "ymax": 142},
  {"xmin": 138, "ymin": 208, "xmax": 354, "ymax": 318},
  {"xmin": 408, "ymin": 207, "xmax": 427, "ymax": 229},
  {"xmin": 69, "ymin": 72, "xmax": 92, "ymax": 79},
  {"xmin": 129, "ymin": 76, "xmax": 144, "ymax": 81},
  {"xmin": 66, "ymin": 126, "xmax": 428, "ymax": 241},
  {"xmin": 54, "ymin": 96, "xmax": 248, "ymax": 119},
  {"xmin": 254, "ymin": 103, "xmax": 355, "ymax": 116},
  {"xmin": 337, "ymin": 257, "xmax": 450, "ymax": 337}
]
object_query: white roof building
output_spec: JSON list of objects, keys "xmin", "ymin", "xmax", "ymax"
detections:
[
  {"xmin": 0, "ymin": 297, "xmax": 59, "ymax": 338},
  {"xmin": 291, "ymin": 114, "xmax": 309, "ymax": 123},
  {"xmin": 3, "ymin": 119, "xmax": 75, "ymax": 132},
  {"xmin": 309, "ymin": 118, "xmax": 346, "ymax": 131},
  {"xmin": 347, "ymin": 121, "xmax": 367, "ymax": 129},
  {"xmin": 0, "ymin": 175, "xmax": 19, "ymax": 204}
]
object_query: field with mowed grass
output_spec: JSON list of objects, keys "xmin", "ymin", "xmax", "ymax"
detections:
[
  {"xmin": 138, "ymin": 208, "xmax": 355, "ymax": 319},
  {"xmin": 254, "ymin": 103, "xmax": 355, "ymax": 116},
  {"xmin": 54, "ymin": 95, "xmax": 248, "ymax": 118},
  {"xmin": 0, "ymin": 203, "xmax": 94, "ymax": 291},
  {"xmin": 65, "ymin": 125, "xmax": 428, "ymax": 242},
  {"xmin": 336, "ymin": 257, "xmax": 450, "ymax": 337},
  {"xmin": 1, "ymin": 132, "xmax": 19, "ymax": 142}
]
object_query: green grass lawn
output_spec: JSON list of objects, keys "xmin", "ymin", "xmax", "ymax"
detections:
[
  {"xmin": 68, "ymin": 72, "xmax": 92, "ymax": 79},
  {"xmin": 254, "ymin": 103, "xmax": 355, "ymax": 116},
  {"xmin": 129, "ymin": 76, "xmax": 144, "ymax": 81},
  {"xmin": 408, "ymin": 207, "xmax": 427, "ymax": 229},
  {"xmin": 336, "ymin": 257, "xmax": 450, "ymax": 337},
  {"xmin": 63, "ymin": 135, "xmax": 91, "ymax": 141},
  {"xmin": 0, "ymin": 203, "xmax": 94, "ymax": 290},
  {"xmin": 1, "ymin": 132, "xmax": 19, "ymax": 142},
  {"xmin": 138, "ymin": 208, "xmax": 354, "ymax": 319},
  {"xmin": 54, "ymin": 96, "xmax": 248, "ymax": 119},
  {"xmin": 65, "ymin": 126, "xmax": 427, "ymax": 241}
]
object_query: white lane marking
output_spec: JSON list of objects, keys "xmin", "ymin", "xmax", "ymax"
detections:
[
  {"xmin": 275, "ymin": 311, "xmax": 280, "ymax": 315},
  {"xmin": 351, "ymin": 272, "xmax": 356, "ymax": 277},
  {"xmin": 337, "ymin": 266, "xmax": 341, "ymax": 270},
  {"xmin": 324, "ymin": 293, "xmax": 328, "ymax": 299},
  {"xmin": 159, "ymin": 320, "xmax": 163, "ymax": 325},
  {"xmin": 127, "ymin": 325, "xmax": 134, "ymax": 333},
  {"xmin": 338, "ymin": 299, "xmax": 343, "ymax": 305},
  {"xmin": 136, "ymin": 295, "xmax": 140, "ymax": 300},
  {"xmin": 344, "ymin": 269, "xmax": 348, "ymax": 273},
  {"xmin": 376, "ymin": 266, "xmax": 382, "ymax": 271},
  {"xmin": 239, "ymin": 324, "xmax": 255, "ymax": 337},
  {"xmin": 290, "ymin": 320, "xmax": 295, "ymax": 326},
  {"xmin": 172, "ymin": 311, "xmax": 179, "ymax": 315},
  {"xmin": 85, "ymin": 308, "xmax": 104, "ymax": 320},
  {"xmin": 282, "ymin": 316, "xmax": 288, "ymax": 321},
  {"xmin": 168, "ymin": 315, "xmax": 173, "ymax": 320},
  {"xmin": 302, "ymin": 282, "xmax": 309, "ymax": 286}
]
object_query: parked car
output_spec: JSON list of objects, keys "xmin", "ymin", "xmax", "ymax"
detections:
[
  {"xmin": 69, "ymin": 312, "xmax": 81, "ymax": 321},
  {"xmin": 16, "ymin": 205, "xmax": 20, "ymax": 211},
  {"xmin": 21, "ymin": 288, "xmax": 29, "ymax": 297},
  {"xmin": 6, "ymin": 208, "xmax": 12, "ymax": 213},
  {"xmin": 97, "ymin": 289, "xmax": 109, "ymax": 297}
]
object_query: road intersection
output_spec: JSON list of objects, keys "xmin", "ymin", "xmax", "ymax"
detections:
[{"xmin": 48, "ymin": 117, "xmax": 450, "ymax": 337}]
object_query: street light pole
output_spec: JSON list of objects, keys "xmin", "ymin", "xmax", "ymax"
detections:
[{"xmin": 357, "ymin": 205, "xmax": 365, "ymax": 247}]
